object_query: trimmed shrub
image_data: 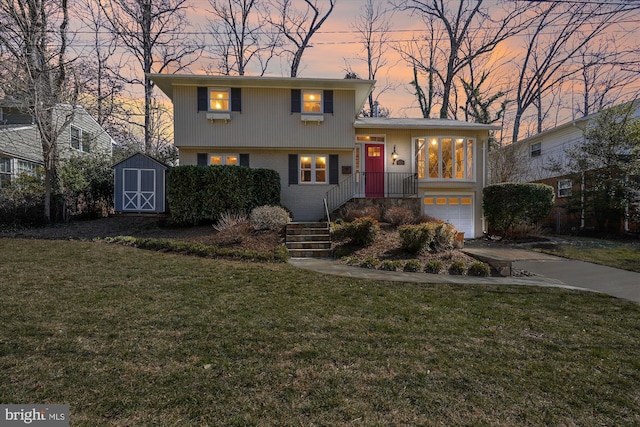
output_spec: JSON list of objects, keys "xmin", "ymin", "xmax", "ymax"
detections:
[
  {"xmin": 424, "ymin": 260, "xmax": 443, "ymax": 274},
  {"xmin": 334, "ymin": 216, "xmax": 379, "ymax": 246},
  {"xmin": 448, "ymin": 260, "xmax": 466, "ymax": 275},
  {"xmin": 379, "ymin": 260, "xmax": 402, "ymax": 271},
  {"xmin": 483, "ymin": 183, "xmax": 554, "ymax": 237},
  {"xmin": 467, "ymin": 261, "xmax": 491, "ymax": 277},
  {"xmin": 398, "ymin": 223, "xmax": 434, "ymax": 254},
  {"xmin": 384, "ymin": 206, "xmax": 415, "ymax": 226},
  {"xmin": 248, "ymin": 168, "xmax": 281, "ymax": 211},
  {"xmin": 167, "ymin": 165, "xmax": 280, "ymax": 225},
  {"xmin": 431, "ymin": 222, "xmax": 457, "ymax": 252},
  {"xmin": 250, "ymin": 205, "xmax": 291, "ymax": 231},
  {"xmin": 360, "ymin": 256, "xmax": 379, "ymax": 269},
  {"xmin": 403, "ymin": 259, "xmax": 422, "ymax": 272}
]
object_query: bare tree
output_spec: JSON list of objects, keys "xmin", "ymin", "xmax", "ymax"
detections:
[
  {"xmin": 267, "ymin": 0, "xmax": 336, "ymax": 77},
  {"xmin": 0, "ymin": 0, "xmax": 76, "ymax": 221},
  {"xmin": 510, "ymin": 1, "xmax": 639, "ymax": 143},
  {"xmin": 395, "ymin": 0, "xmax": 530, "ymax": 119},
  {"xmin": 75, "ymin": 0, "xmax": 130, "ymax": 133},
  {"xmin": 345, "ymin": 0, "xmax": 394, "ymax": 116},
  {"xmin": 573, "ymin": 42, "xmax": 640, "ymax": 118},
  {"xmin": 206, "ymin": 0, "xmax": 279, "ymax": 76},
  {"xmin": 100, "ymin": 0, "xmax": 203, "ymax": 152}
]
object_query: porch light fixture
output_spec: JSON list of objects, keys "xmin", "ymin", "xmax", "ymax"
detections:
[{"xmin": 391, "ymin": 145, "xmax": 399, "ymax": 164}]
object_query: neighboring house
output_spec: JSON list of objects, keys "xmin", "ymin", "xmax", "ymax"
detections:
[
  {"xmin": 149, "ymin": 74, "xmax": 498, "ymax": 238},
  {"xmin": 492, "ymin": 105, "xmax": 639, "ymax": 233},
  {"xmin": 0, "ymin": 100, "xmax": 114, "ymax": 188}
]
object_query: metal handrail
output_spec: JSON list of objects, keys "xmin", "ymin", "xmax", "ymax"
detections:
[{"xmin": 325, "ymin": 172, "xmax": 418, "ymax": 214}]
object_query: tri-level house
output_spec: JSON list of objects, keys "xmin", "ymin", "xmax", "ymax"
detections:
[
  {"xmin": 0, "ymin": 100, "xmax": 114, "ymax": 188},
  {"xmin": 150, "ymin": 74, "xmax": 498, "ymax": 238}
]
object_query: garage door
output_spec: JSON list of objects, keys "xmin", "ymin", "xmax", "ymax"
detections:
[{"xmin": 423, "ymin": 196, "xmax": 474, "ymax": 236}]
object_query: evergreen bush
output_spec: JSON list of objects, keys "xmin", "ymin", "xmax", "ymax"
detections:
[{"xmin": 483, "ymin": 183, "xmax": 554, "ymax": 237}]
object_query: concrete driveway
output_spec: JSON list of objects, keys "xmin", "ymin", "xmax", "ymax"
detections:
[{"xmin": 464, "ymin": 244, "xmax": 640, "ymax": 304}]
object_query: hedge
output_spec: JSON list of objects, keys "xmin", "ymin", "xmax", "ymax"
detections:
[
  {"xmin": 483, "ymin": 182, "xmax": 554, "ymax": 235},
  {"xmin": 166, "ymin": 165, "xmax": 281, "ymax": 225}
]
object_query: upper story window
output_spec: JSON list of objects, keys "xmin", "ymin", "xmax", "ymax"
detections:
[
  {"xmin": 70, "ymin": 126, "xmax": 91, "ymax": 153},
  {"xmin": 197, "ymin": 87, "xmax": 241, "ymax": 113},
  {"xmin": 291, "ymin": 89, "xmax": 333, "ymax": 116},
  {"xmin": 302, "ymin": 90, "xmax": 322, "ymax": 113},
  {"xmin": 530, "ymin": 142, "xmax": 542, "ymax": 158},
  {"xmin": 209, "ymin": 88, "xmax": 230, "ymax": 111},
  {"xmin": 415, "ymin": 137, "xmax": 474, "ymax": 181}
]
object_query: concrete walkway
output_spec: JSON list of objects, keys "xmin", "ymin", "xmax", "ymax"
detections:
[{"xmin": 289, "ymin": 246, "xmax": 640, "ymax": 304}]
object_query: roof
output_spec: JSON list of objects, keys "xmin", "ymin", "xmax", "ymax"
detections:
[
  {"xmin": 148, "ymin": 73, "xmax": 375, "ymax": 116},
  {"xmin": 112, "ymin": 152, "xmax": 170, "ymax": 169},
  {"xmin": 354, "ymin": 117, "xmax": 501, "ymax": 131}
]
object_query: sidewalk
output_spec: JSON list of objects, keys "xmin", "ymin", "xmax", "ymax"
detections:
[{"xmin": 289, "ymin": 245, "xmax": 640, "ymax": 304}]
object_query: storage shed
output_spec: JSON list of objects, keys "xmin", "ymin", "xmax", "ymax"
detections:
[{"xmin": 113, "ymin": 153, "xmax": 169, "ymax": 213}]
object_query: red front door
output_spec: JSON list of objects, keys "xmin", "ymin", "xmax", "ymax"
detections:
[{"xmin": 365, "ymin": 144, "xmax": 384, "ymax": 197}]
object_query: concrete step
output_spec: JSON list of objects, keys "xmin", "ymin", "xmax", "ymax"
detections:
[
  {"xmin": 286, "ymin": 222, "xmax": 332, "ymax": 258},
  {"xmin": 288, "ymin": 248, "xmax": 333, "ymax": 258},
  {"xmin": 286, "ymin": 234, "xmax": 331, "ymax": 242},
  {"xmin": 286, "ymin": 241, "xmax": 331, "ymax": 250}
]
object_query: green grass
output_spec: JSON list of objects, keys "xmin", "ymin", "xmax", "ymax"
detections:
[
  {"xmin": 532, "ymin": 238, "xmax": 640, "ymax": 272},
  {"xmin": 1, "ymin": 239, "xmax": 640, "ymax": 426}
]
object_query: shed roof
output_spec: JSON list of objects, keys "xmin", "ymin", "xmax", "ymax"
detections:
[{"xmin": 354, "ymin": 117, "xmax": 501, "ymax": 131}]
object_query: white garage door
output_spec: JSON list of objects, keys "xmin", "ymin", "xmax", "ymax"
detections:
[{"xmin": 423, "ymin": 196, "xmax": 474, "ymax": 236}]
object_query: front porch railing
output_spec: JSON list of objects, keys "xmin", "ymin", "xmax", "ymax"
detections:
[{"xmin": 325, "ymin": 172, "xmax": 418, "ymax": 214}]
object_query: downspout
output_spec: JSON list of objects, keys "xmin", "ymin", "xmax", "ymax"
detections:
[
  {"xmin": 482, "ymin": 139, "xmax": 487, "ymax": 234},
  {"xmin": 580, "ymin": 172, "xmax": 585, "ymax": 230}
]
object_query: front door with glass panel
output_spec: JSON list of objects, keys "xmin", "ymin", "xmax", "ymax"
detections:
[{"xmin": 365, "ymin": 144, "xmax": 384, "ymax": 197}]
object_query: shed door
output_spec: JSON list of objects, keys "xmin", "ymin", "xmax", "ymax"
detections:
[{"xmin": 123, "ymin": 168, "xmax": 156, "ymax": 211}]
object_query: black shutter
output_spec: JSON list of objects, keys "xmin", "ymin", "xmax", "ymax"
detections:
[
  {"xmin": 197, "ymin": 87, "xmax": 208, "ymax": 111},
  {"xmin": 288, "ymin": 154, "xmax": 298, "ymax": 185},
  {"xmin": 291, "ymin": 89, "xmax": 301, "ymax": 113},
  {"xmin": 329, "ymin": 154, "xmax": 339, "ymax": 184},
  {"xmin": 231, "ymin": 88, "xmax": 242, "ymax": 112},
  {"xmin": 323, "ymin": 90, "xmax": 334, "ymax": 114},
  {"xmin": 239, "ymin": 153, "xmax": 249, "ymax": 167},
  {"xmin": 197, "ymin": 153, "xmax": 207, "ymax": 166}
]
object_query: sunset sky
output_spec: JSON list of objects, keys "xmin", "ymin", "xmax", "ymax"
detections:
[{"xmin": 165, "ymin": 0, "xmax": 640, "ymax": 142}]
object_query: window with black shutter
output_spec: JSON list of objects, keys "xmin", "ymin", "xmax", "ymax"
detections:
[{"xmin": 291, "ymin": 89, "xmax": 301, "ymax": 113}]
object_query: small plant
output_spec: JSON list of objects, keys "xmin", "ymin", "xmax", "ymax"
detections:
[
  {"xmin": 273, "ymin": 245, "xmax": 290, "ymax": 262},
  {"xmin": 334, "ymin": 216, "xmax": 379, "ymax": 247},
  {"xmin": 360, "ymin": 256, "xmax": 379, "ymax": 269},
  {"xmin": 398, "ymin": 223, "xmax": 434, "ymax": 254},
  {"xmin": 249, "ymin": 205, "xmax": 291, "ymax": 231},
  {"xmin": 213, "ymin": 210, "xmax": 248, "ymax": 232},
  {"xmin": 431, "ymin": 222, "xmax": 457, "ymax": 252},
  {"xmin": 384, "ymin": 206, "xmax": 415, "ymax": 226},
  {"xmin": 467, "ymin": 261, "xmax": 491, "ymax": 277},
  {"xmin": 424, "ymin": 260, "xmax": 442, "ymax": 274},
  {"xmin": 449, "ymin": 260, "xmax": 466, "ymax": 275},
  {"xmin": 403, "ymin": 259, "xmax": 422, "ymax": 272},
  {"xmin": 379, "ymin": 260, "xmax": 402, "ymax": 271}
]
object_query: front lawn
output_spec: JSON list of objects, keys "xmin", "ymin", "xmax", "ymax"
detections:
[
  {"xmin": 530, "ymin": 237, "xmax": 640, "ymax": 272},
  {"xmin": 1, "ymin": 239, "xmax": 639, "ymax": 426}
]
